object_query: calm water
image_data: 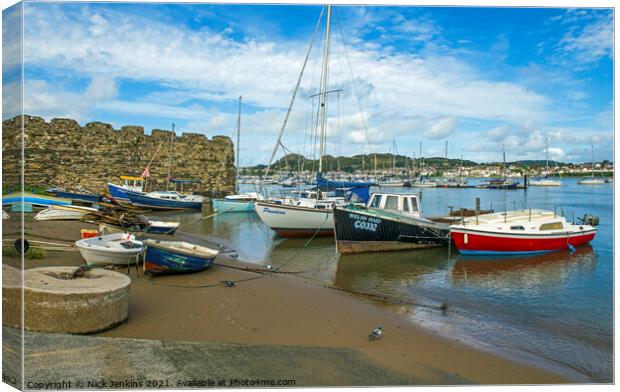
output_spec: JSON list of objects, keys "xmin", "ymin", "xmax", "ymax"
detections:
[{"xmin": 150, "ymin": 178, "xmax": 613, "ymax": 382}]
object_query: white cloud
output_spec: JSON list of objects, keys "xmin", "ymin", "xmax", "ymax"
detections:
[
  {"xmin": 426, "ymin": 117, "xmax": 456, "ymax": 139},
  {"xmin": 556, "ymin": 10, "xmax": 613, "ymax": 64}
]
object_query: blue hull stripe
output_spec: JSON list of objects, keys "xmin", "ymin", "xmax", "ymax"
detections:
[
  {"xmin": 144, "ymin": 245, "xmax": 214, "ymax": 273},
  {"xmin": 3, "ymin": 196, "xmax": 72, "ymax": 207}
]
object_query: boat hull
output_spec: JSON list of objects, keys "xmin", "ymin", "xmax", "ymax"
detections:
[
  {"xmin": 450, "ymin": 228, "xmax": 597, "ymax": 255},
  {"xmin": 49, "ymin": 190, "xmax": 101, "ymax": 203},
  {"xmin": 125, "ymin": 191, "xmax": 203, "ymax": 210},
  {"xmin": 212, "ymin": 198, "xmax": 255, "ymax": 213},
  {"xmin": 143, "ymin": 243, "xmax": 215, "ymax": 274},
  {"xmin": 333, "ymin": 206, "xmax": 450, "ymax": 254},
  {"xmin": 2, "ymin": 192, "xmax": 72, "ymax": 207},
  {"xmin": 107, "ymin": 183, "xmax": 132, "ymax": 201},
  {"xmin": 255, "ymin": 201, "xmax": 334, "ymax": 238}
]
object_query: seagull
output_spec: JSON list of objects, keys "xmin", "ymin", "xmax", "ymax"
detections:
[{"xmin": 369, "ymin": 326, "xmax": 383, "ymax": 340}]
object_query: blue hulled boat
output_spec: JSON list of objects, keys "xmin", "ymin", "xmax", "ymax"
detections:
[
  {"xmin": 107, "ymin": 176, "xmax": 146, "ymax": 201},
  {"xmin": 142, "ymin": 240, "xmax": 219, "ymax": 274},
  {"xmin": 125, "ymin": 190, "xmax": 204, "ymax": 210},
  {"xmin": 47, "ymin": 188, "xmax": 103, "ymax": 204},
  {"xmin": 2, "ymin": 192, "xmax": 72, "ymax": 207}
]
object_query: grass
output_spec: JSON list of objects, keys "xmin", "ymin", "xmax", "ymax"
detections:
[{"xmin": 2, "ymin": 245, "xmax": 47, "ymax": 259}]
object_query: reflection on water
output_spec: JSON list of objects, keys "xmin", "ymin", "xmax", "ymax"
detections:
[
  {"xmin": 452, "ymin": 246, "xmax": 597, "ymax": 292},
  {"xmin": 148, "ymin": 179, "xmax": 611, "ymax": 382}
]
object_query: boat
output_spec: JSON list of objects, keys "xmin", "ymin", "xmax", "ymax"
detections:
[
  {"xmin": 34, "ymin": 204, "xmax": 98, "ymax": 221},
  {"xmin": 450, "ymin": 209, "xmax": 598, "ymax": 255},
  {"xmin": 2, "ymin": 210, "xmax": 9, "ymax": 219},
  {"xmin": 333, "ymin": 192, "xmax": 451, "ymax": 254},
  {"xmin": 256, "ymin": 5, "xmax": 372, "ymax": 238},
  {"xmin": 2, "ymin": 192, "xmax": 72, "ymax": 207},
  {"xmin": 212, "ymin": 193, "xmax": 260, "ymax": 213},
  {"xmin": 75, "ymin": 232, "xmax": 143, "ymax": 266},
  {"xmin": 11, "ymin": 203, "xmax": 33, "ymax": 212},
  {"xmin": 605, "ymin": 177, "xmax": 613, "ymax": 183},
  {"xmin": 578, "ymin": 144, "xmax": 605, "ymax": 185},
  {"xmin": 529, "ymin": 137, "xmax": 561, "ymax": 186},
  {"xmin": 486, "ymin": 178, "xmax": 519, "ymax": 189},
  {"xmin": 146, "ymin": 221, "xmax": 180, "ymax": 234},
  {"xmin": 485, "ymin": 145, "xmax": 519, "ymax": 189},
  {"xmin": 99, "ymin": 220, "xmax": 180, "ymax": 235},
  {"xmin": 407, "ymin": 177, "xmax": 437, "ymax": 188},
  {"xmin": 46, "ymin": 187, "xmax": 103, "ymax": 204},
  {"xmin": 142, "ymin": 240, "xmax": 219, "ymax": 274},
  {"xmin": 107, "ymin": 176, "xmax": 146, "ymax": 201},
  {"xmin": 125, "ymin": 189, "xmax": 204, "ymax": 210}
]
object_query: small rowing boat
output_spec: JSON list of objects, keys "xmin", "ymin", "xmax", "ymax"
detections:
[
  {"xmin": 142, "ymin": 240, "xmax": 219, "ymax": 274},
  {"xmin": 125, "ymin": 190, "xmax": 205, "ymax": 210},
  {"xmin": 75, "ymin": 233, "xmax": 143, "ymax": 266},
  {"xmin": 34, "ymin": 205, "xmax": 98, "ymax": 221},
  {"xmin": 46, "ymin": 187, "xmax": 103, "ymax": 204}
]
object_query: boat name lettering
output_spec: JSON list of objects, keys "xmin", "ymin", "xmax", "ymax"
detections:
[
  {"xmin": 263, "ymin": 207, "xmax": 286, "ymax": 215},
  {"xmin": 350, "ymin": 213, "xmax": 379, "ymax": 232}
]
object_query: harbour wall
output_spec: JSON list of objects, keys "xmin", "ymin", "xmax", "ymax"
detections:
[{"xmin": 2, "ymin": 115, "xmax": 236, "ymax": 196}]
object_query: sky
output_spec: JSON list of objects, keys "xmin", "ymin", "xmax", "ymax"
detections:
[{"xmin": 2, "ymin": 2, "xmax": 614, "ymax": 166}]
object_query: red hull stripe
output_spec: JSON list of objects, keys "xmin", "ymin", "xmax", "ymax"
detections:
[{"xmin": 451, "ymin": 231, "xmax": 596, "ymax": 253}]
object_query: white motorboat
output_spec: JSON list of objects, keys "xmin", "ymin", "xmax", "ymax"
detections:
[
  {"xmin": 529, "ymin": 177, "xmax": 561, "ymax": 186},
  {"xmin": 577, "ymin": 178, "xmax": 605, "ymax": 185},
  {"xmin": 34, "ymin": 205, "xmax": 98, "ymax": 221},
  {"xmin": 75, "ymin": 233, "xmax": 143, "ymax": 266},
  {"xmin": 255, "ymin": 200, "xmax": 336, "ymax": 238}
]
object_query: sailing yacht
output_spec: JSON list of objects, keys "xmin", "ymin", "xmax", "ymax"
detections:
[
  {"xmin": 255, "ymin": 5, "xmax": 371, "ymax": 237},
  {"xmin": 578, "ymin": 145, "xmax": 605, "ymax": 185},
  {"xmin": 485, "ymin": 144, "xmax": 518, "ymax": 189},
  {"xmin": 529, "ymin": 137, "xmax": 561, "ymax": 186}
]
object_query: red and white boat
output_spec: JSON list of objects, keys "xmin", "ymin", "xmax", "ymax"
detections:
[{"xmin": 450, "ymin": 209, "xmax": 598, "ymax": 255}]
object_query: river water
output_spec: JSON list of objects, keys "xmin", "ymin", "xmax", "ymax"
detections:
[{"xmin": 150, "ymin": 178, "xmax": 613, "ymax": 382}]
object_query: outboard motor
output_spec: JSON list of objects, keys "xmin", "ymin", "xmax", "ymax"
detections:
[{"xmin": 580, "ymin": 214, "xmax": 600, "ymax": 227}]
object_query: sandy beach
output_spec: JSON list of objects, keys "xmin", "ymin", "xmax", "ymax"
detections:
[{"xmin": 3, "ymin": 215, "xmax": 573, "ymax": 385}]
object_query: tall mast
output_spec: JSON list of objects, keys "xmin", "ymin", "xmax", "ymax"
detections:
[
  {"xmin": 545, "ymin": 136, "xmax": 549, "ymax": 173},
  {"xmin": 318, "ymin": 5, "xmax": 332, "ymax": 174},
  {"xmin": 236, "ymin": 96, "xmax": 242, "ymax": 171},
  {"xmin": 167, "ymin": 123, "xmax": 175, "ymax": 189},
  {"xmin": 591, "ymin": 144, "xmax": 595, "ymax": 177},
  {"xmin": 502, "ymin": 143, "xmax": 506, "ymax": 178}
]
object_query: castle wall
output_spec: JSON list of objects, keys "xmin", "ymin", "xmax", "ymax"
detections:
[{"xmin": 2, "ymin": 115, "xmax": 236, "ymax": 196}]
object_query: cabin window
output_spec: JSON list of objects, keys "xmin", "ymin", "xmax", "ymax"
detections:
[
  {"xmin": 385, "ymin": 196, "xmax": 399, "ymax": 211},
  {"xmin": 539, "ymin": 222, "xmax": 563, "ymax": 230},
  {"xmin": 370, "ymin": 195, "xmax": 382, "ymax": 208},
  {"xmin": 403, "ymin": 198, "xmax": 410, "ymax": 212},
  {"xmin": 510, "ymin": 225, "xmax": 525, "ymax": 230},
  {"xmin": 410, "ymin": 198, "xmax": 419, "ymax": 212}
]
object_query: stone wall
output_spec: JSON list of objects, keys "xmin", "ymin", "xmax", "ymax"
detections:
[{"xmin": 2, "ymin": 115, "xmax": 236, "ymax": 196}]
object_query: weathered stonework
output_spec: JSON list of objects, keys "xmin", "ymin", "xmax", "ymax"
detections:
[{"xmin": 2, "ymin": 115, "xmax": 236, "ymax": 196}]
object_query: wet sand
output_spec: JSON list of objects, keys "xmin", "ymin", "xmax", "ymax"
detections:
[{"xmin": 3, "ymin": 215, "xmax": 573, "ymax": 385}]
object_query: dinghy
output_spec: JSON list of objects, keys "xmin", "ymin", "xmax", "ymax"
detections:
[
  {"xmin": 34, "ymin": 205, "xmax": 98, "ymax": 221},
  {"xmin": 75, "ymin": 233, "xmax": 143, "ymax": 266},
  {"xmin": 212, "ymin": 192, "xmax": 261, "ymax": 213},
  {"xmin": 143, "ymin": 240, "xmax": 219, "ymax": 274}
]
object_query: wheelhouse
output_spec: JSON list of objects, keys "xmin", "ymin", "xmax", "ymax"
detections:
[{"xmin": 367, "ymin": 193, "xmax": 423, "ymax": 217}]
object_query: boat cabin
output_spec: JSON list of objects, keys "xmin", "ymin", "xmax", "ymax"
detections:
[
  {"xmin": 120, "ymin": 176, "xmax": 145, "ymax": 192},
  {"xmin": 367, "ymin": 193, "xmax": 422, "ymax": 217}
]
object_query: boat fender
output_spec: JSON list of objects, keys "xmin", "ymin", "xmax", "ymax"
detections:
[
  {"xmin": 568, "ymin": 244, "xmax": 576, "ymax": 253},
  {"xmin": 464, "ymin": 233, "xmax": 468, "ymax": 244}
]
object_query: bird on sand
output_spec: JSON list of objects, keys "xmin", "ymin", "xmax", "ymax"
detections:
[{"xmin": 368, "ymin": 326, "xmax": 383, "ymax": 340}]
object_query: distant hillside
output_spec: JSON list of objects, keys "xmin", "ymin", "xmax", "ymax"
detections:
[{"xmin": 242, "ymin": 153, "xmax": 478, "ymax": 174}]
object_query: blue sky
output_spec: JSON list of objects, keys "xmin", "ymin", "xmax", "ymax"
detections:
[{"xmin": 2, "ymin": 2, "xmax": 614, "ymax": 166}]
